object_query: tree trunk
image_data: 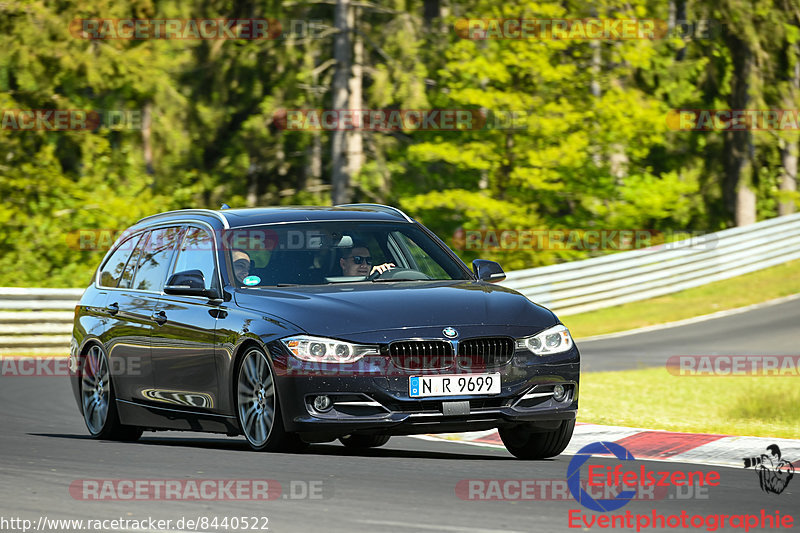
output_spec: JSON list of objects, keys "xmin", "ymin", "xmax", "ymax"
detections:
[
  {"xmin": 722, "ymin": 30, "xmax": 757, "ymax": 226},
  {"xmin": 736, "ymin": 185, "xmax": 757, "ymax": 225},
  {"xmin": 669, "ymin": 0, "xmax": 687, "ymax": 61},
  {"xmin": 330, "ymin": 0, "xmax": 351, "ymax": 205},
  {"xmin": 308, "ymin": 132, "xmax": 323, "ymax": 184},
  {"xmin": 423, "ymin": 0, "xmax": 441, "ymax": 28},
  {"xmin": 246, "ymin": 163, "xmax": 258, "ymax": 207},
  {"xmin": 779, "ymin": 50, "xmax": 799, "ymax": 216},
  {"xmin": 346, "ymin": 4, "xmax": 363, "ymax": 188},
  {"xmin": 142, "ymin": 102, "xmax": 154, "ymax": 180},
  {"xmin": 779, "ymin": 138, "xmax": 798, "ymax": 215}
]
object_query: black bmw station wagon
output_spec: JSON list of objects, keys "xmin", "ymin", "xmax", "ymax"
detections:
[{"xmin": 70, "ymin": 204, "xmax": 579, "ymax": 459}]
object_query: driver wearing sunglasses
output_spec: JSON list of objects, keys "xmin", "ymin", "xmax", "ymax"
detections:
[{"xmin": 340, "ymin": 243, "xmax": 395, "ymax": 277}]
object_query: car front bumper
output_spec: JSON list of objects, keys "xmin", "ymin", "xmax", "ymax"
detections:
[{"xmin": 268, "ymin": 342, "xmax": 580, "ymax": 441}]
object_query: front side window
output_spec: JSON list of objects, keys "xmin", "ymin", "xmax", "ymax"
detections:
[
  {"xmin": 390, "ymin": 231, "xmax": 450, "ymax": 280},
  {"xmin": 98, "ymin": 234, "xmax": 140, "ymax": 288},
  {"xmin": 171, "ymin": 227, "xmax": 217, "ymax": 290},
  {"xmin": 132, "ymin": 226, "xmax": 184, "ymax": 291}
]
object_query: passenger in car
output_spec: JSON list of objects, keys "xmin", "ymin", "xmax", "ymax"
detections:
[
  {"xmin": 232, "ymin": 249, "xmax": 252, "ymax": 283},
  {"xmin": 339, "ymin": 241, "xmax": 395, "ymax": 277}
]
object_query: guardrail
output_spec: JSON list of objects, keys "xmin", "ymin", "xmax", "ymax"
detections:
[
  {"xmin": 502, "ymin": 212, "xmax": 800, "ymax": 315},
  {"xmin": 0, "ymin": 288, "xmax": 80, "ymax": 353},
  {"xmin": 2, "ymin": 213, "xmax": 799, "ymax": 353}
]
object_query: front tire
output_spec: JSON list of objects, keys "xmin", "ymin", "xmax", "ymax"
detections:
[
  {"xmin": 236, "ymin": 347, "xmax": 306, "ymax": 452},
  {"xmin": 499, "ymin": 419, "xmax": 575, "ymax": 460},
  {"xmin": 339, "ymin": 434, "xmax": 390, "ymax": 449},
  {"xmin": 80, "ymin": 344, "xmax": 142, "ymax": 441}
]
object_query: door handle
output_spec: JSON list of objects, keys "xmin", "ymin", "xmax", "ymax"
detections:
[
  {"xmin": 209, "ymin": 308, "xmax": 227, "ymax": 319},
  {"xmin": 150, "ymin": 310, "xmax": 167, "ymax": 325},
  {"xmin": 106, "ymin": 302, "xmax": 119, "ymax": 316}
]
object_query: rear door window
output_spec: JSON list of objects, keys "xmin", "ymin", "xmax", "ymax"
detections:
[
  {"xmin": 132, "ymin": 226, "xmax": 184, "ymax": 292},
  {"xmin": 171, "ymin": 227, "xmax": 218, "ymax": 290}
]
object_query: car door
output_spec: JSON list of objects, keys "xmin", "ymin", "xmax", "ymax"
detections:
[
  {"xmin": 100, "ymin": 231, "xmax": 158, "ymax": 402},
  {"xmin": 149, "ymin": 225, "xmax": 221, "ymax": 411}
]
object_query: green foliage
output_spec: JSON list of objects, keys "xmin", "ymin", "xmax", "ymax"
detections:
[{"xmin": 1, "ymin": 0, "xmax": 798, "ymax": 286}]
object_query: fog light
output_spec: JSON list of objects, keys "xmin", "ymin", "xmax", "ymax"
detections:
[
  {"xmin": 553, "ymin": 384, "xmax": 567, "ymax": 401},
  {"xmin": 313, "ymin": 395, "xmax": 332, "ymax": 412}
]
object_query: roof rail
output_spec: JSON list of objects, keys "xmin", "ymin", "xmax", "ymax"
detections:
[
  {"xmin": 136, "ymin": 209, "xmax": 230, "ymax": 229},
  {"xmin": 335, "ymin": 203, "xmax": 413, "ymax": 223}
]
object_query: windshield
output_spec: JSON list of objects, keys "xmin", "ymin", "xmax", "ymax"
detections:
[{"xmin": 223, "ymin": 221, "xmax": 470, "ymax": 287}]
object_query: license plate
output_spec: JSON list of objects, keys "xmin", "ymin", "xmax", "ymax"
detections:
[{"xmin": 409, "ymin": 373, "xmax": 500, "ymax": 398}]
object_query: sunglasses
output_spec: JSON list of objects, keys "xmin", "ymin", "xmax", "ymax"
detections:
[{"xmin": 347, "ymin": 255, "xmax": 373, "ymax": 265}]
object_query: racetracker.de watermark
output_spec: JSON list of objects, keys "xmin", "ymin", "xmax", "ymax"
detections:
[
  {"xmin": 455, "ymin": 478, "xmax": 712, "ymax": 501},
  {"xmin": 274, "ymin": 356, "xmax": 513, "ymax": 377},
  {"xmin": 66, "ymin": 228, "xmax": 281, "ymax": 252},
  {"xmin": 273, "ymin": 109, "xmax": 529, "ymax": 131},
  {"xmin": 452, "ymin": 229, "xmax": 717, "ymax": 251},
  {"xmin": 454, "ymin": 18, "xmax": 719, "ymax": 40},
  {"xmin": 667, "ymin": 355, "xmax": 800, "ymax": 377},
  {"xmin": 667, "ymin": 109, "xmax": 800, "ymax": 131},
  {"xmin": 1, "ymin": 109, "xmax": 142, "ymax": 131},
  {"xmin": 0, "ymin": 356, "xmax": 142, "ymax": 377},
  {"xmin": 69, "ymin": 479, "xmax": 328, "ymax": 501},
  {"xmin": 69, "ymin": 18, "xmax": 298, "ymax": 40}
]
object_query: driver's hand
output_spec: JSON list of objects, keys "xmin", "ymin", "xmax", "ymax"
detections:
[{"xmin": 370, "ymin": 263, "xmax": 395, "ymax": 275}]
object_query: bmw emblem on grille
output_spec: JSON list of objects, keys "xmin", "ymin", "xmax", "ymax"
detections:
[{"xmin": 442, "ymin": 327, "xmax": 458, "ymax": 339}]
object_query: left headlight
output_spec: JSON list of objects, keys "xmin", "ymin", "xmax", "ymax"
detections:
[
  {"xmin": 515, "ymin": 324, "xmax": 573, "ymax": 355},
  {"xmin": 280, "ymin": 335, "xmax": 379, "ymax": 363}
]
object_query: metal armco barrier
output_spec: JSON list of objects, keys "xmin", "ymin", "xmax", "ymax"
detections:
[
  {"xmin": 1, "ymin": 213, "xmax": 799, "ymax": 353},
  {"xmin": 502, "ymin": 212, "xmax": 800, "ymax": 315}
]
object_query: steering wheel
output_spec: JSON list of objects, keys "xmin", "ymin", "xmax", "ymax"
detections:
[{"xmin": 367, "ymin": 267, "xmax": 430, "ymax": 281}]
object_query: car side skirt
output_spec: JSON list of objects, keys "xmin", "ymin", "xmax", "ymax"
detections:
[{"xmin": 116, "ymin": 399, "xmax": 240, "ymax": 436}]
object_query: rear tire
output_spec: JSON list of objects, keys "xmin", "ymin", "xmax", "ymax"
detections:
[
  {"xmin": 235, "ymin": 347, "xmax": 306, "ymax": 452},
  {"xmin": 499, "ymin": 419, "xmax": 575, "ymax": 460},
  {"xmin": 80, "ymin": 344, "xmax": 142, "ymax": 442},
  {"xmin": 339, "ymin": 434, "xmax": 390, "ymax": 449}
]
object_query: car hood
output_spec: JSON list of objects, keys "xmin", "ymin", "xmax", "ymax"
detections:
[{"xmin": 233, "ymin": 280, "xmax": 557, "ymax": 338}]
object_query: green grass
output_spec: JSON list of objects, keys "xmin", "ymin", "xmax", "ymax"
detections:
[
  {"xmin": 578, "ymin": 367, "xmax": 800, "ymax": 439},
  {"xmin": 564, "ymin": 258, "xmax": 800, "ymax": 339}
]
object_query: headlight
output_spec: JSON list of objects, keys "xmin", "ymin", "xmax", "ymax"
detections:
[
  {"xmin": 280, "ymin": 335, "xmax": 379, "ymax": 363},
  {"xmin": 515, "ymin": 325, "xmax": 573, "ymax": 355}
]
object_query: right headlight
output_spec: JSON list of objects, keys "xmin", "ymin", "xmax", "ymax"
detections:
[
  {"xmin": 515, "ymin": 324, "xmax": 573, "ymax": 355},
  {"xmin": 280, "ymin": 335, "xmax": 379, "ymax": 363}
]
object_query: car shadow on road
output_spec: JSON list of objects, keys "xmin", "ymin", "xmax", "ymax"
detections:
[{"xmin": 30, "ymin": 433, "xmax": 516, "ymax": 460}]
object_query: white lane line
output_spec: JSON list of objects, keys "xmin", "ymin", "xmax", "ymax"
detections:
[
  {"xmin": 575, "ymin": 292, "xmax": 800, "ymax": 343},
  {"xmin": 356, "ymin": 519, "xmax": 527, "ymax": 533}
]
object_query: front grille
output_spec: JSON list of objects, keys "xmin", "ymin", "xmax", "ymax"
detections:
[
  {"xmin": 457, "ymin": 337, "xmax": 514, "ymax": 369},
  {"xmin": 389, "ymin": 341, "xmax": 454, "ymax": 370}
]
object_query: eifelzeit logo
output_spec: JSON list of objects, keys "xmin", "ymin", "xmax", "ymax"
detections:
[{"xmin": 743, "ymin": 445, "xmax": 795, "ymax": 494}]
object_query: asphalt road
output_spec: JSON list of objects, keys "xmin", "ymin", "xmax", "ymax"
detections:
[
  {"xmin": 1, "ymin": 299, "xmax": 798, "ymax": 532},
  {"xmin": 0, "ymin": 375, "xmax": 797, "ymax": 533},
  {"xmin": 576, "ymin": 296, "xmax": 800, "ymax": 372}
]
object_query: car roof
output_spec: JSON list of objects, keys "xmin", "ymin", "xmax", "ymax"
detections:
[{"xmin": 133, "ymin": 204, "xmax": 414, "ymax": 230}]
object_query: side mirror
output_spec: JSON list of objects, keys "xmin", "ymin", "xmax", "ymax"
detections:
[
  {"xmin": 164, "ymin": 270, "xmax": 220, "ymax": 299},
  {"xmin": 472, "ymin": 259, "xmax": 506, "ymax": 283}
]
